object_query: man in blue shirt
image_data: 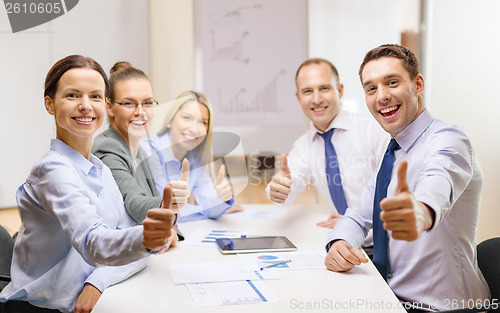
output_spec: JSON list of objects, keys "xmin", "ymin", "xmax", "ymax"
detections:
[{"xmin": 325, "ymin": 44, "xmax": 489, "ymax": 311}]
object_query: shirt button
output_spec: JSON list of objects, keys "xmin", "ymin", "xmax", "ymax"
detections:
[{"xmin": 388, "ymin": 272, "xmax": 393, "ymax": 279}]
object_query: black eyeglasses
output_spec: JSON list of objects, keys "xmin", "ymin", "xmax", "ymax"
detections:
[{"xmin": 110, "ymin": 99, "xmax": 158, "ymax": 110}]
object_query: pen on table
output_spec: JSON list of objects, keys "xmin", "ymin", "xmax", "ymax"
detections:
[{"xmin": 260, "ymin": 260, "xmax": 292, "ymax": 271}]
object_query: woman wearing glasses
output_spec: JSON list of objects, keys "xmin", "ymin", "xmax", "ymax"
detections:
[
  {"xmin": 92, "ymin": 62, "xmax": 189, "ymax": 233},
  {"xmin": 0, "ymin": 56, "xmax": 175, "ymax": 313},
  {"xmin": 142, "ymin": 91, "xmax": 242, "ymax": 223}
]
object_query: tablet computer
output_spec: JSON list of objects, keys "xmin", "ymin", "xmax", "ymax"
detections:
[{"xmin": 216, "ymin": 236, "xmax": 297, "ymax": 254}]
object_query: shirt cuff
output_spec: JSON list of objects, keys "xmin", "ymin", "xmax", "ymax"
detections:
[
  {"xmin": 84, "ymin": 277, "xmax": 106, "ymax": 293},
  {"xmin": 147, "ymin": 237, "xmax": 169, "ymax": 254},
  {"xmin": 325, "ymin": 239, "xmax": 343, "ymax": 252},
  {"xmin": 225, "ymin": 195, "xmax": 235, "ymax": 206},
  {"xmin": 326, "ymin": 215, "xmax": 367, "ymax": 249}
]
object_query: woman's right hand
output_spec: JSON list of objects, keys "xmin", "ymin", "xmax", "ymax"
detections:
[
  {"xmin": 216, "ymin": 165, "xmax": 233, "ymax": 202},
  {"xmin": 143, "ymin": 186, "xmax": 175, "ymax": 252},
  {"xmin": 166, "ymin": 158, "xmax": 190, "ymax": 213}
]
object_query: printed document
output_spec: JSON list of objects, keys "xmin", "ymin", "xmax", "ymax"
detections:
[
  {"xmin": 168, "ymin": 261, "xmax": 280, "ymax": 284},
  {"xmin": 186, "ymin": 280, "xmax": 279, "ymax": 306}
]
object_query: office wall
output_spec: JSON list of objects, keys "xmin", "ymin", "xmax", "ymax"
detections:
[
  {"xmin": 0, "ymin": 0, "xmax": 150, "ymax": 208},
  {"xmin": 424, "ymin": 0, "xmax": 500, "ymax": 242},
  {"xmin": 308, "ymin": 0, "xmax": 420, "ymax": 114}
]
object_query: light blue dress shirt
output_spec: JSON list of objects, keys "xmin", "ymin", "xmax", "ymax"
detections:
[
  {"xmin": 142, "ymin": 132, "xmax": 234, "ymax": 222},
  {"xmin": 0, "ymin": 139, "xmax": 149, "ymax": 312},
  {"xmin": 326, "ymin": 109, "xmax": 490, "ymax": 310}
]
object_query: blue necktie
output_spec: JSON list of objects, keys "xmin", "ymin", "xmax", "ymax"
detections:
[
  {"xmin": 318, "ymin": 129, "xmax": 348, "ymax": 214},
  {"xmin": 373, "ymin": 138, "xmax": 400, "ymax": 281}
]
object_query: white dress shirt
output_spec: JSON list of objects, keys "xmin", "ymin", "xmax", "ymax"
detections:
[
  {"xmin": 327, "ymin": 109, "xmax": 490, "ymax": 310},
  {"xmin": 266, "ymin": 109, "xmax": 389, "ymax": 212}
]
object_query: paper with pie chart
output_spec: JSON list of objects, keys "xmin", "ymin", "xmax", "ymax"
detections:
[{"xmin": 238, "ymin": 251, "xmax": 327, "ymax": 270}]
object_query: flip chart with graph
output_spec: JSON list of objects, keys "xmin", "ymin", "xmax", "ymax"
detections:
[{"xmin": 194, "ymin": 0, "xmax": 308, "ymax": 126}]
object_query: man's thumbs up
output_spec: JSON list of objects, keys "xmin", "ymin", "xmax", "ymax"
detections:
[
  {"xmin": 216, "ymin": 164, "xmax": 233, "ymax": 202},
  {"xmin": 280, "ymin": 154, "xmax": 291, "ymax": 179},
  {"xmin": 379, "ymin": 160, "xmax": 434, "ymax": 242},
  {"xmin": 269, "ymin": 154, "xmax": 293, "ymax": 203},
  {"xmin": 395, "ymin": 160, "xmax": 409, "ymax": 195},
  {"xmin": 166, "ymin": 158, "xmax": 190, "ymax": 213}
]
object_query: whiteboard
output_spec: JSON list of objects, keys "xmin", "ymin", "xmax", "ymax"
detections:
[{"xmin": 194, "ymin": 0, "xmax": 308, "ymax": 126}]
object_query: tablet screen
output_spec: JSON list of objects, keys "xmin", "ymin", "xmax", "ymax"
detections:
[{"xmin": 216, "ymin": 236, "xmax": 297, "ymax": 254}]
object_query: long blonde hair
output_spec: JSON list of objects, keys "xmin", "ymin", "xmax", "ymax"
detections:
[{"xmin": 159, "ymin": 90, "xmax": 214, "ymax": 167}]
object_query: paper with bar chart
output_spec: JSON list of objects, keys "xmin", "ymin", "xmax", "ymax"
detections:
[{"xmin": 180, "ymin": 227, "xmax": 256, "ymax": 246}]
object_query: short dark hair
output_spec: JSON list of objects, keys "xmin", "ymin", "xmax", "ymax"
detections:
[
  {"xmin": 108, "ymin": 61, "xmax": 149, "ymax": 101},
  {"xmin": 44, "ymin": 55, "xmax": 109, "ymax": 99},
  {"xmin": 359, "ymin": 44, "xmax": 420, "ymax": 81},
  {"xmin": 295, "ymin": 58, "xmax": 340, "ymax": 88}
]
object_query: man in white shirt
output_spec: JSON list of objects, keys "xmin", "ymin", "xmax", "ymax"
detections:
[
  {"xmin": 266, "ymin": 58, "xmax": 388, "ymax": 228},
  {"xmin": 325, "ymin": 44, "xmax": 489, "ymax": 311}
]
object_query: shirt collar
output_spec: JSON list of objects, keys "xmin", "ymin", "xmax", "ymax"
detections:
[
  {"xmin": 394, "ymin": 108, "xmax": 433, "ymax": 152},
  {"xmin": 50, "ymin": 139, "xmax": 103, "ymax": 175},
  {"xmin": 307, "ymin": 109, "xmax": 351, "ymax": 141},
  {"xmin": 155, "ymin": 131, "xmax": 200, "ymax": 166}
]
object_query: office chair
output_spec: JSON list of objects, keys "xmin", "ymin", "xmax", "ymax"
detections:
[
  {"xmin": 438, "ymin": 237, "xmax": 500, "ymax": 313},
  {"xmin": 0, "ymin": 225, "xmax": 14, "ymax": 291}
]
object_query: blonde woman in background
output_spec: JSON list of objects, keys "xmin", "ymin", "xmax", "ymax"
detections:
[{"xmin": 143, "ymin": 90, "xmax": 242, "ymax": 222}]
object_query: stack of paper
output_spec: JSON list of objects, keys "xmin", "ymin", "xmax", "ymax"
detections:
[{"xmin": 168, "ymin": 261, "xmax": 280, "ymax": 306}]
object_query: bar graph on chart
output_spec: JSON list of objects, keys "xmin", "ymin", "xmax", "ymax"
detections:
[{"xmin": 217, "ymin": 70, "xmax": 285, "ymax": 114}]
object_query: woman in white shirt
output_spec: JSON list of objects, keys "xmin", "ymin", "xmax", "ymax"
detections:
[{"xmin": 0, "ymin": 55, "xmax": 175, "ymax": 313}]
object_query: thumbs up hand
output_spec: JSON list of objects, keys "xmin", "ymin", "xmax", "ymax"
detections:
[
  {"xmin": 379, "ymin": 160, "xmax": 434, "ymax": 241},
  {"xmin": 166, "ymin": 158, "xmax": 191, "ymax": 213},
  {"xmin": 143, "ymin": 185, "xmax": 176, "ymax": 252},
  {"xmin": 216, "ymin": 164, "xmax": 233, "ymax": 202},
  {"xmin": 269, "ymin": 154, "xmax": 292, "ymax": 203}
]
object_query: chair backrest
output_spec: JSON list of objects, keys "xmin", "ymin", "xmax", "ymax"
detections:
[
  {"xmin": 0, "ymin": 225, "xmax": 14, "ymax": 290},
  {"xmin": 477, "ymin": 237, "xmax": 500, "ymax": 311}
]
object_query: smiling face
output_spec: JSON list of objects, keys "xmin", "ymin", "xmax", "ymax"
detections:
[
  {"xmin": 44, "ymin": 67, "xmax": 106, "ymax": 153},
  {"xmin": 168, "ymin": 101, "xmax": 209, "ymax": 160},
  {"xmin": 361, "ymin": 57, "xmax": 425, "ymax": 137},
  {"xmin": 107, "ymin": 78, "xmax": 154, "ymax": 144},
  {"xmin": 295, "ymin": 62, "xmax": 344, "ymax": 132}
]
